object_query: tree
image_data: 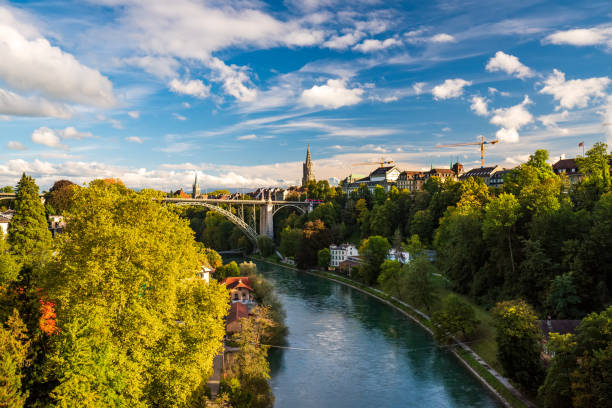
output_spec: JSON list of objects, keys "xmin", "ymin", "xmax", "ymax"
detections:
[
  {"xmin": 7, "ymin": 173, "xmax": 52, "ymax": 269},
  {"xmin": 0, "ymin": 310, "xmax": 30, "ymax": 408},
  {"xmin": 0, "ymin": 238, "xmax": 20, "ymax": 286},
  {"xmin": 295, "ymin": 220, "xmax": 331, "ymax": 269},
  {"xmin": 570, "ymin": 305, "xmax": 612, "ymax": 408},
  {"xmin": 455, "ymin": 176, "xmax": 489, "ymax": 214},
  {"xmin": 431, "ymin": 294, "xmax": 479, "ymax": 344},
  {"xmin": 575, "ymin": 142, "xmax": 610, "ymax": 189},
  {"xmin": 279, "ymin": 228, "xmax": 302, "ymax": 258},
  {"xmin": 483, "ymin": 193, "xmax": 520, "ymax": 276},
  {"xmin": 256, "ymin": 236, "xmax": 274, "ymax": 257},
  {"xmin": 357, "ymin": 236, "xmax": 390, "ymax": 285},
  {"xmin": 41, "ymin": 181, "xmax": 229, "ymax": 407},
  {"xmin": 403, "ymin": 256, "xmax": 438, "ymax": 313},
  {"xmin": 409, "ymin": 209, "xmax": 434, "ymax": 244},
  {"xmin": 377, "ymin": 260, "xmax": 403, "ymax": 299},
  {"xmin": 492, "ymin": 300, "xmax": 544, "ymax": 392},
  {"xmin": 547, "ymin": 273, "xmax": 581, "ymax": 319},
  {"xmin": 537, "ymin": 333, "xmax": 577, "ymax": 408},
  {"xmin": 0, "ymin": 186, "xmax": 14, "ymax": 193},
  {"xmin": 317, "ymin": 248, "xmax": 330, "ymax": 269},
  {"xmin": 45, "ymin": 180, "xmax": 77, "ymax": 215},
  {"xmin": 216, "ymin": 261, "xmax": 241, "ymax": 279}
]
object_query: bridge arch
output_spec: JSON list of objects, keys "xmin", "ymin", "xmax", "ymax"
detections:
[
  {"xmin": 272, "ymin": 204, "xmax": 307, "ymax": 216},
  {"xmin": 171, "ymin": 202, "xmax": 259, "ymax": 244}
]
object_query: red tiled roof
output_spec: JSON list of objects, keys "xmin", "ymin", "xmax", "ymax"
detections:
[
  {"xmin": 221, "ymin": 277, "xmax": 253, "ymax": 291},
  {"xmin": 227, "ymin": 302, "xmax": 249, "ymax": 325}
]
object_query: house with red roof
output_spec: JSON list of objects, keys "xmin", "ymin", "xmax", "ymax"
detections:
[
  {"xmin": 226, "ymin": 302, "xmax": 250, "ymax": 334},
  {"xmin": 221, "ymin": 277, "xmax": 255, "ymax": 304}
]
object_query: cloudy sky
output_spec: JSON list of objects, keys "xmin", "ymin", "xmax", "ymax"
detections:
[{"xmin": 1, "ymin": 0, "xmax": 611, "ymax": 190}]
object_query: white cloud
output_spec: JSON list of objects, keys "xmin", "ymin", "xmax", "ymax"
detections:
[
  {"xmin": 300, "ymin": 79, "xmax": 364, "ymax": 109},
  {"xmin": 99, "ymin": 0, "xmax": 325, "ymax": 101},
  {"xmin": 324, "ymin": 31, "xmax": 363, "ymax": 50},
  {"xmin": 7, "ymin": 141, "xmax": 26, "ymax": 150},
  {"xmin": 157, "ymin": 142, "xmax": 196, "ymax": 153},
  {"xmin": 432, "ymin": 78, "xmax": 472, "ymax": 100},
  {"xmin": 470, "ymin": 96, "xmax": 489, "ymax": 116},
  {"xmin": 207, "ymin": 57, "xmax": 256, "ymax": 102},
  {"xmin": 169, "ymin": 78, "xmax": 210, "ymax": 99},
  {"xmin": 182, "ymin": 102, "xmax": 191, "ymax": 108},
  {"xmin": 172, "ymin": 113, "xmax": 187, "ymax": 121},
  {"xmin": 0, "ymin": 88, "xmax": 72, "ymax": 118},
  {"xmin": 602, "ymin": 96, "xmax": 612, "ymax": 144},
  {"xmin": 539, "ymin": 69, "xmax": 610, "ymax": 109},
  {"xmin": 413, "ymin": 82, "xmax": 426, "ymax": 95},
  {"xmin": 430, "ymin": 33, "xmax": 456, "ymax": 43},
  {"xmin": 128, "ymin": 111, "xmax": 140, "ymax": 119},
  {"xmin": 122, "ymin": 56, "xmax": 179, "ymax": 79},
  {"xmin": 0, "ymin": 6, "xmax": 115, "ymax": 108},
  {"xmin": 489, "ymin": 95, "xmax": 534, "ymax": 143},
  {"xmin": 58, "ymin": 126, "xmax": 93, "ymax": 140},
  {"xmin": 125, "ymin": 136, "xmax": 143, "ymax": 144},
  {"xmin": 538, "ymin": 110, "xmax": 570, "ymax": 135},
  {"xmin": 30, "ymin": 126, "xmax": 93, "ymax": 149},
  {"xmin": 485, "ymin": 51, "xmax": 533, "ymax": 79},
  {"xmin": 544, "ymin": 26, "xmax": 612, "ymax": 48},
  {"xmin": 352, "ymin": 37, "xmax": 401, "ymax": 52},
  {"xmin": 32, "ymin": 127, "xmax": 64, "ymax": 149},
  {"xmin": 237, "ymin": 134, "xmax": 257, "ymax": 140}
]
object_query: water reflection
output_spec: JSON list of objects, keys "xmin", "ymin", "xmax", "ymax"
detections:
[{"xmin": 258, "ymin": 262, "xmax": 501, "ymax": 408}]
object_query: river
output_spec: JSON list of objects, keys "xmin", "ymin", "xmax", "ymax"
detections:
[{"xmin": 256, "ymin": 261, "xmax": 502, "ymax": 408}]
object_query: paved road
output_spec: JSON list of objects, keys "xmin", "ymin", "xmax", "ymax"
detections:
[{"xmin": 207, "ymin": 352, "xmax": 223, "ymax": 399}]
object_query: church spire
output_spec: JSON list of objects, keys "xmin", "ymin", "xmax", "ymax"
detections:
[
  {"xmin": 302, "ymin": 144, "xmax": 315, "ymax": 187},
  {"xmin": 192, "ymin": 171, "xmax": 201, "ymax": 198}
]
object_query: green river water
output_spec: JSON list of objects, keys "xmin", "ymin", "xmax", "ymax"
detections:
[{"xmin": 257, "ymin": 262, "xmax": 503, "ymax": 408}]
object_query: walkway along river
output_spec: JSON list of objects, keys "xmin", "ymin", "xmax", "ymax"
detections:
[{"xmin": 256, "ymin": 261, "xmax": 503, "ymax": 408}]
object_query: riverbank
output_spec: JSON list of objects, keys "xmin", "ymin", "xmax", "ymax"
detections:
[{"xmin": 250, "ymin": 255, "xmax": 533, "ymax": 408}]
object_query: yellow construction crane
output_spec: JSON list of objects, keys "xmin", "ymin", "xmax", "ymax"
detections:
[
  {"xmin": 353, "ymin": 157, "xmax": 394, "ymax": 167},
  {"xmin": 436, "ymin": 136, "xmax": 499, "ymax": 168}
]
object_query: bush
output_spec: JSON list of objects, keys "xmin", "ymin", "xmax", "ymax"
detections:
[{"xmin": 431, "ymin": 294, "xmax": 479, "ymax": 344}]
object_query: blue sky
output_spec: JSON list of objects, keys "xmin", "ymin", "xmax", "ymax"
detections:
[{"xmin": 0, "ymin": 0, "xmax": 611, "ymax": 190}]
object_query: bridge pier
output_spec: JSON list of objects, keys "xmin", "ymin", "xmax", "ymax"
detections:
[{"xmin": 259, "ymin": 201, "xmax": 274, "ymax": 239}]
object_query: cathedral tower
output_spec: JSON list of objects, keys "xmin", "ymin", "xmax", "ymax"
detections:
[
  {"xmin": 302, "ymin": 144, "xmax": 315, "ymax": 187},
  {"xmin": 192, "ymin": 172, "xmax": 201, "ymax": 198}
]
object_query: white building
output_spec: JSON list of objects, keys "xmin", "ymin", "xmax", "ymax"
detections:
[
  {"xmin": 197, "ymin": 265, "xmax": 214, "ymax": 283},
  {"xmin": 0, "ymin": 210, "xmax": 14, "ymax": 238},
  {"xmin": 387, "ymin": 249, "xmax": 412, "ymax": 264},
  {"xmin": 330, "ymin": 243, "xmax": 359, "ymax": 267}
]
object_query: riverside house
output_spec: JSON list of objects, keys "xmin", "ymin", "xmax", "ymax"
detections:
[{"xmin": 222, "ymin": 277, "xmax": 255, "ymax": 304}]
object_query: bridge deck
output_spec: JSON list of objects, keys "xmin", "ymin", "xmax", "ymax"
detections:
[{"xmin": 163, "ymin": 198, "xmax": 310, "ymax": 205}]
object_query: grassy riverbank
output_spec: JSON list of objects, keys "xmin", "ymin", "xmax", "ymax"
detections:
[{"xmin": 250, "ymin": 255, "xmax": 529, "ymax": 408}]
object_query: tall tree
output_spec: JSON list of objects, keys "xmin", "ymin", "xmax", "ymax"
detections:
[
  {"xmin": 357, "ymin": 235, "xmax": 390, "ymax": 285},
  {"xmin": 7, "ymin": 174, "xmax": 52, "ymax": 269},
  {"xmin": 492, "ymin": 300, "xmax": 545, "ymax": 392},
  {"xmin": 403, "ymin": 256, "xmax": 438, "ymax": 313}
]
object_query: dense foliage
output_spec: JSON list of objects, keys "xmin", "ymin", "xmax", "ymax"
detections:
[{"xmin": 0, "ymin": 177, "xmax": 230, "ymax": 407}]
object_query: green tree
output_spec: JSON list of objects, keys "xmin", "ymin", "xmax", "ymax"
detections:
[
  {"xmin": 570, "ymin": 305, "xmax": 612, "ymax": 408},
  {"xmin": 547, "ymin": 273, "xmax": 581, "ymax": 319},
  {"xmin": 0, "ymin": 310, "xmax": 30, "ymax": 408},
  {"xmin": 575, "ymin": 142, "xmax": 610, "ymax": 189},
  {"xmin": 377, "ymin": 260, "xmax": 403, "ymax": 299},
  {"xmin": 216, "ymin": 261, "xmax": 241, "ymax": 279},
  {"xmin": 279, "ymin": 228, "xmax": 302, "ymax": 258},
  {"xmin": 403, "ymin": 256, "xmax": 438, "ymax": 313},
  {"xmin": 0, "ymin": 186, "xmax": 14, "ymax": 193},
  {"xmin": 41, "ymin": 181, "xmax": 229, "ymax": 407},
  {"xmin": 7, "ymin": 173, "xmax": 52, "ymax": 269},
  {"xmin": 317, "ymin": 248, "xmax": 330, "ymax": 269},
  {"xmin": 256, "ymin": 236, "xmax": 274, "ymax": 257},
  {"xmin": 537, "ymin": 333, "xmax": 577, "ymax": 408},
  {"xmin": 409, "ymin": 209, "xmax": 434, "ymax": 244},
  {"xmin": 456, "ymin": 176, "xmax": 489, "ymax": 214},
  {"xmin": 295, "ymin": 220, "xmax": 331, "ymax": 269},
  {"xmin": 431, "ymin": 294, "xmax": 479, "ymax": 344},
  {"xmin": 483, "ymin": 193, "xmax": 521, "ymax": 276},
  {"xmin": 357, "ymin": 236, "xmax": 390, "ymax": 285},
  {"xmin": 0, "ymin": 238, "xmax": 20, "ymax": 286},
  {"xmin": 492, "ymin": 300, "xmax": 544, "ymax": 392}
]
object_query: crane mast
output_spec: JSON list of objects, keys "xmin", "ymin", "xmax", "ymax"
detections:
[{"xmin": 436, "ymin": 136, "xmax": 499, "ymax": 168}]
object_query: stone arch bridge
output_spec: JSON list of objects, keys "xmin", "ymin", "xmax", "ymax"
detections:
[{"xmin": 163, "ymin": 198, "xmax": 314, "ymax": 244}]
